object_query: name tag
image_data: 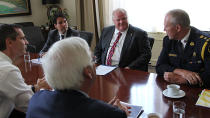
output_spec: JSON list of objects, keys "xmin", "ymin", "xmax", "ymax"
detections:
[{"xmin": 169, "ymin": 54, "xmax": 177, "ymax": 57}]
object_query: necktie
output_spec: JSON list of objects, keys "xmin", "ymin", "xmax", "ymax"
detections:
[
  {"xmin": 106, "ymin": 32, "xmax": 122, "ymax": 65},
  {"xmin": 61, "ymin": 35, "xmax": 65, "ymax": 39}
]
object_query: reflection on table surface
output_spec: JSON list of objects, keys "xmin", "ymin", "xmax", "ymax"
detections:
[{"xmin": 17, "ymin": 53, "xmax": 210, "ymax": 118}]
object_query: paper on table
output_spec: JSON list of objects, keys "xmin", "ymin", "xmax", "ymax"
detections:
[
  {"xmin": 196, "ymin": 89, "xmax": 210, "ymax": 108},
  {"xmin": 96, "ymin": 65, "xmax": 117, "ymax": 75},
  {"xmin": 120, "ymin": 101, "xmax": 143, "ymax": 118},
  {"xmin": 31, "ymin": 58, "xmax": 42, "ymax": 64}
]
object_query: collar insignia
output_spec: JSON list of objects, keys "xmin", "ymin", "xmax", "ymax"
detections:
[
  {"xmin": 193, "ymin": 52, "xmax": 196, "ymax": 57},
  {"xmin": 190, "ymin": 42, "xmax": 195, "ymax": 46}
]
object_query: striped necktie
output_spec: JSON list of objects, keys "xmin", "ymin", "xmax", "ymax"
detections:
[{"xmin": 106, "ymin": 32, "xmax": 122, "ymax": 65}]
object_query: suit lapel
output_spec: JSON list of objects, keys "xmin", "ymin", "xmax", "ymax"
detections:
[
  {"xmin": 66, "ymin": 28, "xmax": 72, "ymax": 37},
  {"xmin": 183, "ymin": 29, "xmax": 196, "ymax": 60},
  {"xmin": 120, "ymin": 26, "xmax": 134, "ymax": 60},
  {"xmin": 103, "ymin": 28, "xmax": 115, "ymax": 64},
  {"xmin": 56, "ymin": 31, "xmax": 60, "ymax": 41}
]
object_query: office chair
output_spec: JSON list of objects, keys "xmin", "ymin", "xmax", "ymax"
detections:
[
  {"xmin": 79, "ymin": 31, "xmax": 93, "ymax": 47},
  {"xmin": 22, "ymin": 26, "xmax": 45, "ymax": 53},
  {"xmin": 15, "ymin": 22, "xmax": 34, "ymax": 27},
  {"xmin": 148, "ymin": 37, "xmax": 155, "ymax": 49},
  {"xmin": 148, "ymin": 37, "xmax": 155, "ymax": 66}
]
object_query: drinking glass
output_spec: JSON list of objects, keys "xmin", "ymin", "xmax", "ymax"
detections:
[
  {"xmin": 173, "ymin": 101, "xmax": 186, "ymax": 118},
  {"xmin": 24, "ymin": 52, "xmax": 31, "ymax": 72}
]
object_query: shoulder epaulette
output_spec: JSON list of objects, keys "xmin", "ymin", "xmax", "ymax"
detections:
[{"xmin": 200, "ymin": 35, "xmax": 210, "ymax": 41}]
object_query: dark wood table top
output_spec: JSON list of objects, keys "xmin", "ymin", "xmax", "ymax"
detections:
[{"xmin": 17, "ymin": 54, "xmax": 210, "ymax": 118}]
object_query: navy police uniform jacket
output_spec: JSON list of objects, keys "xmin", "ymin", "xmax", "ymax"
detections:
[{"xmin": 156, "ymin": 27, "xmax": 210, "ymax": 88}]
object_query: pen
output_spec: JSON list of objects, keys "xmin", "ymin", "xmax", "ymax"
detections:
[{"xmin": 137, "ymin": 110, "xmax": 144, "ymax": 118}]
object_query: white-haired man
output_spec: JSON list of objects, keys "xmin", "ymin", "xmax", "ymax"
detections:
[{"xmin": 26, "ymin": 37, "xmax": 129, "ymax": 118}]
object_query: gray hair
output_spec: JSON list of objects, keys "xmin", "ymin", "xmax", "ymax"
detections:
[
  {"xmin": 42, "ymin": 37, "xmax": 92, "ymax": 90},
  {"xmin": 167, "ymin": 9, "xmax": 190, "ymax": 27},
  {"xmin": 112, "ymin": 8, "xmax": 128, "ymax": 20}
]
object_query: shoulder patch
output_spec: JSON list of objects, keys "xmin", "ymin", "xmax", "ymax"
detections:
[
  {"xmin": 199, "ymin": 34, "xmax": 210, "ymax": 41},
  {"xmin": 190, "ymin": 42, "xmax": 195, "ymax": 46}
]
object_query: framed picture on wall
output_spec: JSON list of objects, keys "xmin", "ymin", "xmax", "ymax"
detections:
[{"xmin": 0, "ymin": 0, "xmax": 31, "ymax": 17}]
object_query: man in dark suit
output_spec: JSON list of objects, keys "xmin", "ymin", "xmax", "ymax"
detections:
[
  {"xmin": 27, "ymin": 37, "xmax": 129, "ymax": 118},
  {"xmin": 94, "ymin": 8, "xmax": 151, "ymax": 71},
  {"xmin": 156, "ymin": 9, "xmax": 210, "ymax": 88},
  {"xmin": 40, "ymin": 13, "xmax": 80, "ymax": 55}
]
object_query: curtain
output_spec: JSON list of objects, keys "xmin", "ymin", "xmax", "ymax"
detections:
[{"xmin": 75, "ymin": 0, "xmax": 103, "ymax": 50}]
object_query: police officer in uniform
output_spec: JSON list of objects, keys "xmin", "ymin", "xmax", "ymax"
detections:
[{"xmin": 156, "ymin": 9, "xmax": 210, "ymax": 88}]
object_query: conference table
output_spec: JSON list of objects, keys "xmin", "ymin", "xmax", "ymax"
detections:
[{"xmin": 16, "ymin": 53, "xmax": 210, "ymax": 118}]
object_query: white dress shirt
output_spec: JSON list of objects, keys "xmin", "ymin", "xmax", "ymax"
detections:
[
  {"xmin": 0, "ymin": 51, "xmax": 33, "ymax": 118},
  {"xmin": 106, "ymin": 28, "xmax": 128, "ymax": 66},
  {"xmin": 59, "ymin": 32, "xmax": 67, "ymax": 40},
  {"xmin": 180, "ymin": 29, "xmax": 191, "ymax": 48}
]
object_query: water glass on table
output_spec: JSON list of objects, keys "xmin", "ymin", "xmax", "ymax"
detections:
[
  {"xmin": 24, "ymin": 52, "xmax": 31, "ymax": 63},
  {"xmin": 24, "ymin": 52, "xmax": 31, "ymax": 72},
  {"xmin": 173, "ymin": 101, "xmax": 186, "ymax": 118}
]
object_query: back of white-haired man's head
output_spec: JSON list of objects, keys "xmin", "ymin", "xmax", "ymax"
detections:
[{"xmin": 42, "ymin": 37, "xmax": 93, "ymax": 90}]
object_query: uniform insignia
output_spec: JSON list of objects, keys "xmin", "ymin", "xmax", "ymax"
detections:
[
  {"xmin": 190, "ymin": 42, "xmax": 194, "ymax": 46},
  {"xmin": 193, "ymin": 52, "xmax": 196, "ymax": 57},
  {"xmin": 169, "ymin": 54, "xmax": 177, "ymax": 57},
  {"xmin": 197, "ymin": 60, "xmax": 202, "ymax": 63},
  {"xmin": 200, "ymin": 35, "xmax": 204, "ymax": 38}
]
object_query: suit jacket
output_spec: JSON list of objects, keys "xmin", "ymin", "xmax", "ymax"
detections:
[
  {"xmin": 40, "ymin": 28, "xmax": 80, "ymax": 53},
  {"xmin": 156, "ymin": 27, "xmax": 210, "ymax": 88},
  {"xmin": 94, "ymin": 25, "xmax": 151, "ymax": 71},
  {"xmin": 26, "ymin": 90, "xmax": 126, "ymax": 118}
]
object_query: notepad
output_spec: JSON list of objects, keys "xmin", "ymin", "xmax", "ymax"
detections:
[
  {"xmin": 31, "ymin": 58, "xmax": 42, "ymax": 64},
  {"xmin": 196, "ymin": 89, "xmax": 210, "ymax": 108},
  {"xmin": 96, "ymin": 65, "xmax": 117, "ymax": 75},
  {"xmin": 120, "ymin": 102, "xmax": 143, "ymax": 118}
]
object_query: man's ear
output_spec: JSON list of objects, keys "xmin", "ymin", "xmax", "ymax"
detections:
[
  {"xmin": 176, "ymin": 24, "xmax": 181, "ymax": 32},
  {"xmin": 83, "ymin": 65, "xmax": 93, "ymax": 80},
  {"xmin": 5, "ymin": 38, "xmax": 13, "ymax": 48},
  {"xmin": 54, "ymin": 24, "xmax": 57, "ymax": 29}
]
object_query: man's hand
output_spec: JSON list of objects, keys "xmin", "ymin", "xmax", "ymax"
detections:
[
  {"xmin": 164, "ymin": 72, "xmax": 187, "ymax": 84},
  {"xmin": 34, "ymin": 78, "xmax": 51, "ymax": 92},
  {"xmin": 173, "ymin": 69, "xmax": 203, "ymax": 85},
  {"xmin": 109, "ymin": 97, "xmax": 131, "ymax": 116},
  {"xmin": 124, "ymin": 67, "xmax": 130, "ymax": 69},
  {"xmin": 39, "ymin": 52, "xmax": 46, "ymax": 58}
]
